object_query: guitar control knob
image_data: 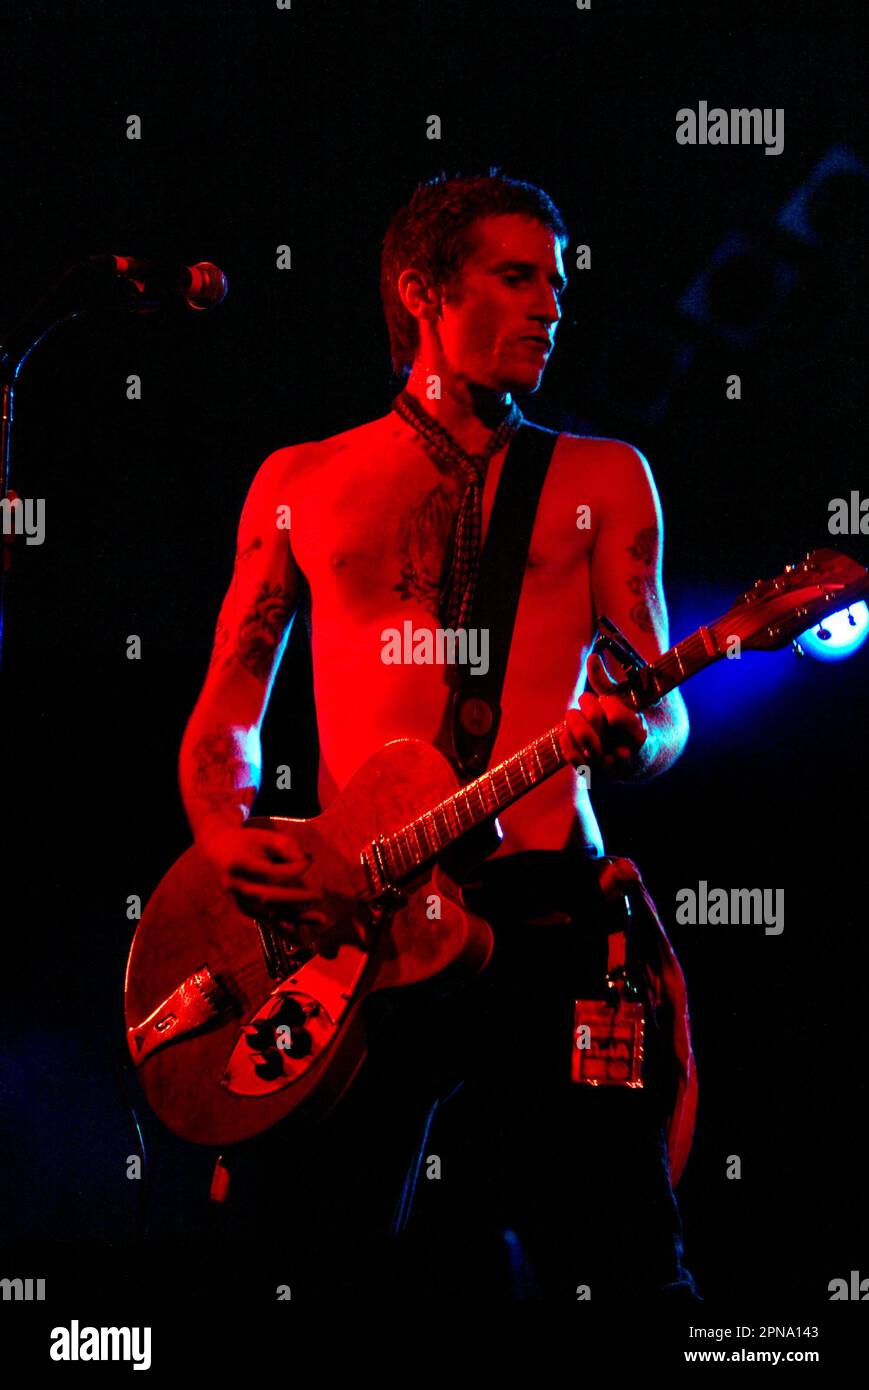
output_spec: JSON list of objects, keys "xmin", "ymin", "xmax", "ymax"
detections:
[{"xmin": 792, "ymin": 640, "xmax": 805, "ymax": 657}]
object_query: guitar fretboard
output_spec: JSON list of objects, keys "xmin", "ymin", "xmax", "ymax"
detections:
[
  {"xmin": 375, "ymin": 622, "xmax": 731, "ymax": 885},
  {"xmin": 379, "ymin": 724, "xmax": 569, "ymax": 883}
]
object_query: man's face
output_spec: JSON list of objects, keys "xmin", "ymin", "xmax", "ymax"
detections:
[{"xmin": 434, "ymin": 213, "xmax": 566, "ymax": 393}]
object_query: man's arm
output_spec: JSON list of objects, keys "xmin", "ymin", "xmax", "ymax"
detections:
[
  {"xmin": 179, "ymin": 447, "xmax": 300, "ymax": 850},
  {"xmin": 560, "ymin": 440, "xmax": 689, "ymax": 783}
]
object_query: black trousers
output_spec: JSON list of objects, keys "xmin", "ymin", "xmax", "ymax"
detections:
[
  {"xmin": 151, "ymin": 849, "xmax": 698, "ymax": 1302},
  {"xmin": 382, "ymin": 848, "xmax": 699, "ymax": 1301}
]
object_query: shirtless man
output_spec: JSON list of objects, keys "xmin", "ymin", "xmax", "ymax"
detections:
[{"xmin": 177, "ymin": 172, "xmax": 693, "ymax": 1298}]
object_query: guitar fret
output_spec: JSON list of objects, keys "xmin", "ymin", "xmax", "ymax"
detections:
[
  {"xmin": 396, "ymin": 831, "xmax": 414, "ymax": 874},
  {"xmin": 384, "ymin": 836, "xmax": 403, "ymax": 880}
]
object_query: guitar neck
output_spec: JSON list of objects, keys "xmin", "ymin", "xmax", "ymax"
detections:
[{"xmin": 377, "ymin": 621, "xmax": 729, "ymax": 885}]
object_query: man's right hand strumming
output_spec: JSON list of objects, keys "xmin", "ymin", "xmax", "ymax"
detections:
[{"xmin": 199, "ymin": 821, "xmax": 318, "ymax": 924}]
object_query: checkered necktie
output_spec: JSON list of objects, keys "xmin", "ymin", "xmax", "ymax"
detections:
[{"xmin": 392, "ymin": 388, "xmax": 523, "ymax": 629}]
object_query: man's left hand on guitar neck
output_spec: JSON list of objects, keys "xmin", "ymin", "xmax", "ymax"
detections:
[{"xmin": 559, "ymin": 649, "xmax": 667, "ymax": 782}]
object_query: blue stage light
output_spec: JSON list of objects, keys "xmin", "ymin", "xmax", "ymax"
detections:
[{"xmin": 797, "ymin": 602, "xmax": 869, "ymax": 661}]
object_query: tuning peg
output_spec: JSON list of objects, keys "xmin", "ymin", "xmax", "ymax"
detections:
[{"xmin": 791, "ymin": 640, "xmax": 805, "ymax": 657}]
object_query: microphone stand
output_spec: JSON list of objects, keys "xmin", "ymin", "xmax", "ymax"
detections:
[{"xmin": 0, "ymin": 266, "xmax": 152, "ymax": 672}]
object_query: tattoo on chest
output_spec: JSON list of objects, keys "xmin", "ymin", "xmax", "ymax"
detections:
[{"xmin": 392, "ymin": 482, "xmax": 458, "ymax": 616}]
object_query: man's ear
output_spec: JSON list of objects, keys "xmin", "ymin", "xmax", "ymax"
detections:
[{"xmin": 397, "ymin": 269, "xmax": 442, "ymax": 323}]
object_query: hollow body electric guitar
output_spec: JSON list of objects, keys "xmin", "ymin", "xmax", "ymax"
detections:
[{"xmin": 125, "ymin": 550, "xmax": 868, "ymax": 1145}]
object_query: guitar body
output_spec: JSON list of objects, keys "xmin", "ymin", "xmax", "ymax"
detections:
[{"xmin": 124, "ymin": 739, "xmax": 494, "ymax": 1146}]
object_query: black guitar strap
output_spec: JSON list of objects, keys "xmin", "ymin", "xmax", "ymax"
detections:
[{"xmin": 438, "ymin": 420, "xmax": 560, "ymax": 781}]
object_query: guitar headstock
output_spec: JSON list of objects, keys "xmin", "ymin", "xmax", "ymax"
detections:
[{"xmin": 718, "ymin": 548, "xmax": 869, "ymax": 652}]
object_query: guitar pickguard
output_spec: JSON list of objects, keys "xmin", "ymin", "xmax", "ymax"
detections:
[{"xmin": 220, "ymin": 940, "xmax": 370, "ymax": 1098}]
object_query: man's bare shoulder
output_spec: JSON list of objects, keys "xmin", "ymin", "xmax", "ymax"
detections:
[
  {"xmin": 552, "ymin": 431, "xmax": 656, "ymax": 500},
  {"xmin": 313, "ymin": 412, "xmax": 396, "ymax": 452},
  {"xmin": 261, "ymin": 414, "xmax": 396, "ymax": 488},
  {"xmin": 555, "ymin": 431, "xmax": 649, "ymax": 468}
]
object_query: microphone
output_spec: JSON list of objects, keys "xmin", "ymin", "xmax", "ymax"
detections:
[
  {"xmin": 1, "ymin": 254, "xmax": 229, "ymax": 379},
  {"xmin": 84, "ymin": 255, "xmax": 229, "ymax": 311}
]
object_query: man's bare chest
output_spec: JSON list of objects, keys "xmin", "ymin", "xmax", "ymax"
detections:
[{"xmin": 290, "ymin": 439, "xmax": 590, "ymax": 621}]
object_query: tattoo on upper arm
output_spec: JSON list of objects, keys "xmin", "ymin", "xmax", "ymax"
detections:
[
  {"xmin": 626, "ymin": 527, "xmax": 656, "ymax": 565},
  {"xmin": 624, "ymin": 528, "xmax": 660, "ymax": 633},
  {"xmin": 626, "ymin": 574, "xmax": 659, "ymax": 634},
  {"xmin": 237, "ymin": 537, "xmax": 263, "ymax": 563},
  {"xmin": 235, "ymin": 582, "xmax": 295, "ymax": 682}
]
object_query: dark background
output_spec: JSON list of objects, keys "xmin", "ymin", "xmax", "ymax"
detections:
[{"xmin": 1, "ymin": 0, "xmax": 866, "ymax": 1306}]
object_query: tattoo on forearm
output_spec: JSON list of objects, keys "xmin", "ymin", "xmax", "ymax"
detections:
[
  {"xmin": 235, "ymin": 582, "xmax": 295, "ymax": 682},
  {"xmin": 626, "ymin": 527, "xmax": 656, "ymax": 566},
  {"xmin": 191, "ymin": 725, "xmax": 256, "ymax": 812}
]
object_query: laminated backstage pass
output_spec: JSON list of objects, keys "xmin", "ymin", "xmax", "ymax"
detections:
[{"xmin": 571, "ymin": 995, "xmax": 645, "ymax": 1087}]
